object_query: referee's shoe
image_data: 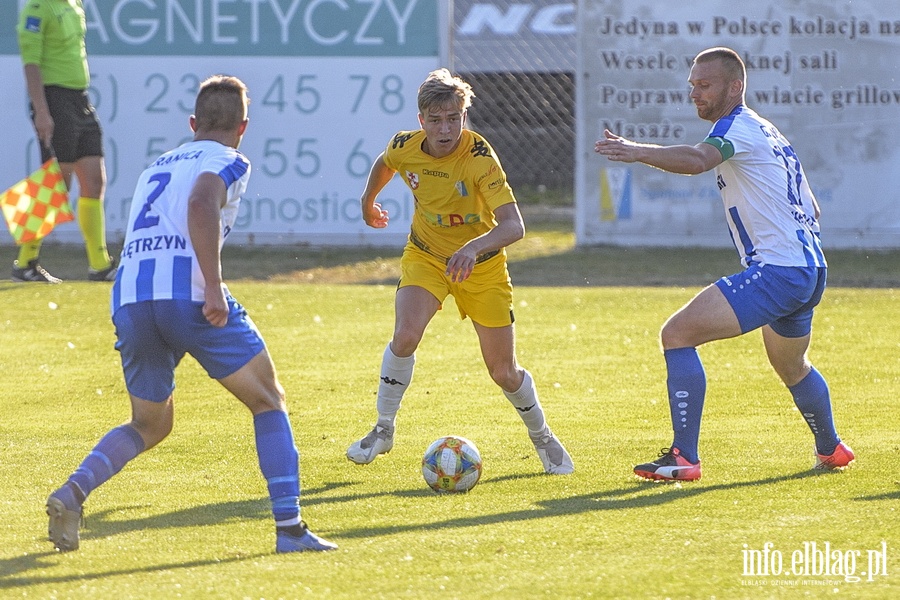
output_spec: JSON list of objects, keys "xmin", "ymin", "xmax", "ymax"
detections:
[{"xmin": 12, "ymin": 259, "xmax": 61, "ymax": 283}]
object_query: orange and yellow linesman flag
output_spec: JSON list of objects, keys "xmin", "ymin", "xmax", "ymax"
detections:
[{"xmin": 0, "ymin": 158, "xmax": 73, "ymax": 245}]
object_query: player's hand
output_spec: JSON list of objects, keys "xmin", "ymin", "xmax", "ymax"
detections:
[
  {"xmin": 202, "ymin": 284, "xmax": 229, "ymax": 327},
  {"xmin": 594, "ymin": 129, "xmax": 640, "ymax": 162},
  {"xmin": 33, "ymin": 110, "xmax": 54, "ymax": 150},
  {"xmin": 362, "ymin": 202, "xmax": 389, "ymax": 228},
  {"xmin": 446, "ymin": 245, "xmax": 477, "ymax": 283}
]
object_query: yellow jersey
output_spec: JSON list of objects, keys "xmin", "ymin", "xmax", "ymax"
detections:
[
  {"xmin": 382, "ymin": 129, "xmax": 516, "ymax": 261},
  {"xmin": 18, "ymin": 0, "xmax": 90, "ymax": 90}
]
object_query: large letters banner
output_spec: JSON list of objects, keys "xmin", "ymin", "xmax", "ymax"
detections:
[
  {"xmin": 577, "ymin": 0, "xmax": 900, "ymax": 248},
  {"xmin": 0, "ymin": 0, "xmax": 440, "ymax": 246}
]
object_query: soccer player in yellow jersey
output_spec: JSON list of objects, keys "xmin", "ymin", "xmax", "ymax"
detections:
[{"xmin": 347, "ymin": 69, "xmax": 574, "ymax": 475}]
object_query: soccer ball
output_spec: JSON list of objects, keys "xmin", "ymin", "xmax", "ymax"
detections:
[{"xmin": 421, "ymin": 436, "xmax": 483, "ymax": 493}]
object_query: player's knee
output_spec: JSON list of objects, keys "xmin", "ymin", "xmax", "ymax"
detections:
[
  {"xmin": 772, "ymin": 360, "xmax": 810, "ymax": 387},
  {"xmin": 660, "ymin": 319, "xmax": 687, "ymax": 349},
  {"xmin": 80, "ymin": 173, "xmax": 105, "ymax": 198},
  {"xmin": 487, "ymin": 364, "xmax": 518, "ymax": 391},
  {"xmin": 255, "ymin": 387, "xmax": 287, "ymax": 413},
  {"xmin": 131, "ymin": 415, "xmax": 172, "ymax": 449},
  {"xmin": 390, "ymin": 330, "xmax": 421, "ymax": 357}
]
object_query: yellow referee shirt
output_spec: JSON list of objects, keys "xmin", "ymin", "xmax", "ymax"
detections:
[{"xmin": 17, "ymin": 0, "xmax": 90, "ymax": 90}]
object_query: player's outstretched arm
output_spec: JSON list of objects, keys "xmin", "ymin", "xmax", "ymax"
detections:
[
  {"xmin": 594, "ymin": 129, "xmax": 721, "ymax": 175},
  {"xmin": 188, "ymin": 172, "xmax": 229, "ymax": 327},
  {"xmin": 360, "ymin": 153, "xmax": 395, "ymax": 229}
]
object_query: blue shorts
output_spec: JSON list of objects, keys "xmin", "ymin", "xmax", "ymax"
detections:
[
  {"xmin": 112, "ymin": 298, "xmax": 266, "ymax": 402},
  {"xmin": 715, "ymin": 265, "xmax": 827, "ymax": 338}
]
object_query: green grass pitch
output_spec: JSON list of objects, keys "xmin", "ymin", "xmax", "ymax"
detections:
[{"xmin": 1, "ymin": 236, "xmax": 898, "ymax": 598}]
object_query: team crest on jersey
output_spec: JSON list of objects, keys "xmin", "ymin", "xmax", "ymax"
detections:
[
  {"xmin": 455, "ymin": 181, "xmax": 469, "ymax": 197},
  {"xmin": 406, "ymin": 171, "xmax": 419, "ymax": 189},
  {"xmin": 25, "ymin": 16, "xmax": 41, "ymax": 33}
]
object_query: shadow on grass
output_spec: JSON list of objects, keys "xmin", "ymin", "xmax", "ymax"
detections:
[
  {"xmin": 332, "ymin": 469, "xmax": 827, "ymax": 539},
  {"xmin": 75, "ymin": 480, "xmax": 360, "ymax": 542},
  {"xmin": 0, "ymin": 552, "xmax": 262, "ymax": 590},
  {"xmin": 0, "ymin": 481, "xmax": 356, "ymax": 589},
  {"xmin": 2, "ymin": 470, "xmax": 863, "ymax": 587},
  {"xmin": 854, "ymin": 489, "xmax": 900, "ymax": 501},
  {"xmin": 26, "ymin": 475, "xmax": 541, "ymax": 555}
]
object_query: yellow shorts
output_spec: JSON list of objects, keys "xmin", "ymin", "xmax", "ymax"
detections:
[{"xmin": 399, "ymin": 242, "xmax": 514, "ymax": 327}]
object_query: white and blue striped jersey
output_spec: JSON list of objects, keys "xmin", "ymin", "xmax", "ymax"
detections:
[
  {"xmin": 705, "ymin": 105, "xmax": 826, "ymax": 268},
  {"xmin": 112, "ymin": 140, "xmax": 250, "ymax": 313}
]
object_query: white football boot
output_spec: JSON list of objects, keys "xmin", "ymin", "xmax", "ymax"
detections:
[
  {"xmin": 530, "ymin": 430, "xmax": 574, "ymax": 474},
  {"xmin": 346, "ymin": 424, "xmax": 395, "ymax": 464}
]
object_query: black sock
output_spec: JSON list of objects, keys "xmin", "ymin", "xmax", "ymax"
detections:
[{"xmin": 277, "ymin": 521, "xmax": 307, "ymax": 537}]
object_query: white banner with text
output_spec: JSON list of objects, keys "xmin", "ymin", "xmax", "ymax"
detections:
[
  {"xmin": 0, "ymin": 0, "xmax": 441, "ymax": 246},
  {"xmin": 576, "ymin": 0, "xmax": 900, "ymax": 248}
]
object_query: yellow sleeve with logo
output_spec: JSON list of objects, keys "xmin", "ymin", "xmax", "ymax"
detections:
[{"xmin": 17, "ymin": 0, "xmax": 90, "ymax": 89}]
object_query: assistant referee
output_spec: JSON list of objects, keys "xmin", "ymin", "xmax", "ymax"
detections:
[{"xmin": 16, "ymin": 0, "xmax": 115, "ymax": 282}]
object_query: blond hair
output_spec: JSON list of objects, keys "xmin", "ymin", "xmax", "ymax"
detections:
[{"xmin": 417, "ymin": 68, "xmax": 475, "ymax": 114}]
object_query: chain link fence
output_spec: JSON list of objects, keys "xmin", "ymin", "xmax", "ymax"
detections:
[{"xmin": 449, "ymin": 1, "xmax": 577, "ymax": 199}]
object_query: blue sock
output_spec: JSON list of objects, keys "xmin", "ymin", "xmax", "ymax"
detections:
[
  {"xmin": 665, "ymin": 347, "xmax": 706, "ymax": 464},
  {"xmin": 254, "ymin": 410, "xmax": 301, "ymax": 527},
  {"xmin": 67, "ymin": 425, "xmax": 145, "ymax": 504},
  {"xmin": 789, "ymin": 367, "xmax": 840, "ymax": 455}
]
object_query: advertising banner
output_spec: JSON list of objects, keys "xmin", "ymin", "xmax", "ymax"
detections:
[
  {"xmin": 0, "ymin": 0, "xmax": 441, "ymax": 246},
  {"xmin": 452, "ymin": 0, "xmax": 575, "ymax": 72},
  {"xmin": 577, "ymin": 0, "xmax": 900, "ymax": 248}
]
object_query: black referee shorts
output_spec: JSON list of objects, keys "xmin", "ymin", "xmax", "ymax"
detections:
[{"xmin": 34, "ymin": 85, "xmax": 104, "ymax": 164}]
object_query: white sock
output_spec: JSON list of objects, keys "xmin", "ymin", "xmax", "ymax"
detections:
[
  {"xmin": 376, "ymin": 343, "xmax": 415, "ymax": 427},
  {"xmin": 503, "ymin": 370, "xmax": 548, "ymax": 435}
]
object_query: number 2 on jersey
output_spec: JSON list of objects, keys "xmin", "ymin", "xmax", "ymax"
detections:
[{"xmin": 133, "ymin": 172, "xmax": 171, "ymax": 231}]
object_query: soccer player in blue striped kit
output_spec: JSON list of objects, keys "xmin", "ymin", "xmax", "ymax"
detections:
[
  {"xmin": 594, "ymin": 47, "xmax": 854, "ymax": 481},
  {"xmin": 45, "ymin": 75, "xmax": 336, "ymax": 552}
]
